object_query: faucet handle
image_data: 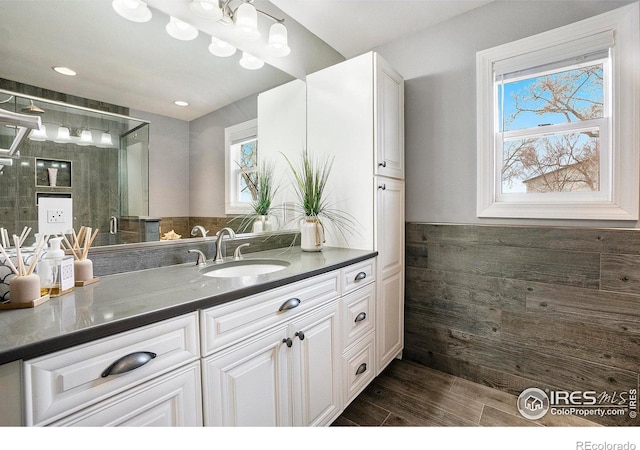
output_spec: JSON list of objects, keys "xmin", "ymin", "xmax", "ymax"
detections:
[
  {"xmin": 234, "ymin": 243, "xmax": 250, "ymax": 260},
  {"xmin": 187, "ymin": 249, "xmax": 207, "ymax": 267}
]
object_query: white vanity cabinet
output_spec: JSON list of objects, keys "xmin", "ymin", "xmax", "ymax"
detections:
[
  {"xmin": 200, "ymin": 272, "xmax": 342, "ymax": 427},
  {"xmin": 307, "ymin": 51, "xmax": 405, "ymax": 374},
  {"xmin": 23, "ymin": 312, "xmax": 201, "ymax": 426},
  {"xmin": 339, "ymin": 259, "xmax": 377, "ymax": 406}
]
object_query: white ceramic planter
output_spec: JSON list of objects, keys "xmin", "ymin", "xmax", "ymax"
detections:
[{"xmin": 300, "ymin": 217, "xmax": 325, "ymax": 252}]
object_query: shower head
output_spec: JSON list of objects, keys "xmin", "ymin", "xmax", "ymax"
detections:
[{"xmin": 21, "ymin": 100, "xmax": 45, "ymax": 114}]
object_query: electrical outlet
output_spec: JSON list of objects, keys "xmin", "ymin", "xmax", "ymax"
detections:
[{"xmin": 47, "ymin": 209, "xmax": 65, "ymax": 223}]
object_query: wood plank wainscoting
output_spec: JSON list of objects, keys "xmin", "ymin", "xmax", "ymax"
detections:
[{"xmin": 402, "ymin": 223, "xmax": 640, "ymax": 427}]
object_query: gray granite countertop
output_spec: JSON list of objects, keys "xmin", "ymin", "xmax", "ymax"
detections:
[{"xmin": 0, "ymin": 246, "xmax": 376, "ymax": 365}]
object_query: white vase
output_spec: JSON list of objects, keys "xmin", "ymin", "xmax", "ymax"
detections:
[
  {"xmin": 48, "ymin": 167, "xmax": 58, "ymax": 187},
  {"xmin": 300, "ymin": 217, "xmax": 325, "ymax": 252},
  {"xmin": 252, "ymin": 215, "xmax": 273, "ymax": 233}
]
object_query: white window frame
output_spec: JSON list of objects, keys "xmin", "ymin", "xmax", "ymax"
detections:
[
  {"xmin": 224, "ymin": 119, "xmax": 257, "ymax": 215},
  {"xmin": 476, "ymin": 3, "xmax": 639, "ymax": 220}
]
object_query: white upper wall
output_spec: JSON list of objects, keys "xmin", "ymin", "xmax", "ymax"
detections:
[{"xmin": 375, "ymin": 0, "xmax": 637, "ymax": 227}]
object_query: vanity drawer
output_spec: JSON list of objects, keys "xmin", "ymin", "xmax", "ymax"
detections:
[
  {"xmin": 342, "ymin": 331, "xmax": 376, "ymax": 407},
  {"xmin": 24, "ymin": 312, "xmax": 199, "ymax": 426},
  {"xmin": 341, "ymin": 283, "xmax": 375, "ymax": 350},
  {"xmin": 341, "ymin": 258, "xmax": 375, "ymax": 295},
  {"xmin": 201, "ymin": 270, "xmax": 340, "ymax": 356}
]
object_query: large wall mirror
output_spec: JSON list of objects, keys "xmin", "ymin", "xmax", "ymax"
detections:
[{"xmin": 0, "ymin": 0, "xmax": 343, "ymax": 249}]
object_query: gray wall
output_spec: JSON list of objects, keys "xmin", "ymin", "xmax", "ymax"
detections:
[
  {"xmin": 135, "ymin": 94, "xmax": 256, "ymax": 220},
  {"xmin": 189, "ymin": 95, "xmax": 257, "ymax": 218},
  {"xmin": 375, "ymin": 0, "xmax": 636, "ymax": 227},
  {"xmin": 131, "ymin": 109, "xmax": 190, "ymax": 218}
]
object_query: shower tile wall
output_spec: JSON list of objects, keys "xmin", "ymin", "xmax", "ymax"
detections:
[
  {"xmin": 0, "ymin": 79, "xmax": 129, "ymax": 243},
  {"xmin": 405, "ymin": 223, "xmax": 640, "ymax": 426},
  {"xmin": 0, "ymin": 139, "xmax": 119, "ymax": 242}
]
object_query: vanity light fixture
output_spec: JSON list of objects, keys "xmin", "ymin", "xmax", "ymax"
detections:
[
  {"xmin": 98, "ymin": 132, "xmax": 114, "ymax": 148},
  {"xmin": 233, "ymin": 2, "xmax": 260, "ymax": 42},
  {"xmin": 52, "ymin": 66, "xmax": 77, "ymax": 76},
  {"xmin": 267, "ymin": 22, "xmax": 290, "ymax": 57},
  {"xmin": 174, "ymin": 100, "xmax": 189, "ymax": 107},
  {"xmin": 28, "ymin": 124, "xmax": 47, "ymax": 141},
  {"xmin": 77, "ymin": 129, "xmax": 93, "ymax": 146},
  {"xmin": 112, "ymin": 0, "xmax": 152, "ymax": 23},
  {"xmin": 189, "ymin": 0, "xmax": 222, "ymax": 21},
  {"xmin": 166, "ymin": 16, "xmax": 199, "ymax": 41},
  {"xmin": 54, "ymin": 126, "xmax": 71, "ymax": 143},
  {"xmin": 239, "ymin": 51, "xmax": 264, "ymax": 70},
  {"xmin": 208, "ymin": 36, "xmax": 236, "ymax": 57},
  {"xmin": 110, "ymin": 0, "xmax": 290, "ymax": 71}
]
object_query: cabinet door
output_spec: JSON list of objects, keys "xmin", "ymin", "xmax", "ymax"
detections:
[
  {"xmin": 202, "ymin": 325, "xmax": 291, "ymax": 427},
  {"xmin": 52, "ymin": 362, "xmax": 202, "ymax": 426},
  {"xmin": 375, "ymin": 178, "xmax": 405, "ymax": 373},
  {"xmin": 290, "ymin": 303, "xmax": 341, "ymax": 427},
  {"xmin": 375, "ymin": 178, "xmax": 405, "ymax": 278},
  {"xmin": 376, "ymin": 270, "xmax": 404, "ymax": 373},
  {"xmin": 375, "ymin": 55, "xmax": 404, "ymax": 179}
]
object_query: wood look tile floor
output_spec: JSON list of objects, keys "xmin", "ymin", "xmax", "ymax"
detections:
[{"xmin": 332, "ymin": 359, "xmax": 600, "ymax": 427}]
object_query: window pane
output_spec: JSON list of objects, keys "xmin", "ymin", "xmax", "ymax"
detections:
[
  {"xmin": 502, "ymin": 130, "xmax": 600, "ymax": 193},
  {"xmin": 498, "ymin": 64, "xmax": 603, "ymax": 132},
  {"xmin": 239, "ymin": 139, "xmax": 257, "ymax": 169}
]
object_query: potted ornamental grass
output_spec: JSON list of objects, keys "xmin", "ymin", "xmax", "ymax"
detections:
[
  {"xmin": 237, "ymin": 160, "xmax": 280, "ymax": 233},
  {"xmin": 283, "ymin": 149, "xmax": 355, "ymax": 252}
]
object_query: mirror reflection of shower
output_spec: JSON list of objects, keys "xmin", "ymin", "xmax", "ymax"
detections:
[{"xmin": 0, "ymin": 88, "xmax": 150, "ymax": 247}]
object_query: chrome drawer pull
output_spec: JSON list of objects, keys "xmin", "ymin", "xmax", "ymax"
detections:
[
  {"xmin": 101, "ymin": 351, "xmax": 157, "ymax": 378},
  {"xmin": 354, "ymin": 312, "xmax": 367, "ymax": 323},
  {"xmin": 354, "ymin": 271, "xmax": 367, "ymax": 281},
  {"xmin": 355, "ymin": 363, "xmax": 367, "ymax": 376},
  {"xmin": 279, "ymin": 297, "xmax": 301, "ymax": 312}
]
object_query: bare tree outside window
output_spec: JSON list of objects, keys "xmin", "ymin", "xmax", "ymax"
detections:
[{"xmin": 499, "ymin": 65, "xmax": 604, "ymax": 193}]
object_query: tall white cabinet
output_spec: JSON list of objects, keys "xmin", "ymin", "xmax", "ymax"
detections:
[{"xmin": 306, "ymin": 52, "xmax": 405, "ymax": 374}]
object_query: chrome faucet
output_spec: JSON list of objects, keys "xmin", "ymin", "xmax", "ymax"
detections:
[
  {"xmin": 187, "ymin": 249, "xmax": 207, "ymax": 267},
  {"xmin": 214, "ymin": 227, "xmax": 236, "ymax": 263},
  {"xmin": 191, "ymin": 225, "xmax": 208, "ymax": 238}
]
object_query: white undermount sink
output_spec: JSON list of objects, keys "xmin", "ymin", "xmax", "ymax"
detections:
[{"xmin": 200, "ymin": 259, "xmax": 290, "ymax": 278}]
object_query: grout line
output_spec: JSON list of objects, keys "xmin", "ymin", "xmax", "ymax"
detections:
[{"xmin": 379, "ymin": 412, "xmax": 392, "ymax": 427}]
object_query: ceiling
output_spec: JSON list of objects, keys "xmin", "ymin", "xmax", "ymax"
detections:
[{"xmin": 0, "ymin": 0, "xmax": 492, "ymax": 121}]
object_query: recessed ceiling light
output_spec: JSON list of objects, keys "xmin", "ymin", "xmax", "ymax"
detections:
[
  {"xmin": 174, "ymin": 100, "xmax": 189, "ymax": 107},
  {"xmin": 52, "ymin": 66, "xmax": 77, "ymax": 76}
]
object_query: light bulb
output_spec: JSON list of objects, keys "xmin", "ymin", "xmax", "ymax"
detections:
[
  {"xmin": 98, "ymin": 132, "xmax": 114, "ymax": 148},
  {"xmin": 29, "ymin": 124, "xmax": 47, "ymax": 141},
  {"xmin": 234, "ymin": 3, "xmax": 260, "ymax": 42},
  {"xmin": 190, "ymin": 0, "xmax": 222, "ymax": 20},
  {"xmin": 112, "ymin": 0, "xmax": 152, "ymax": 23},
  {"xmin": 54, "ymin": 126, "xmax": 70, "ymax": 143},
  {"xmin": 267, "ymin": 23, "xmax": 290, "ymax": 57},
  {"xmin": 77, "ymin": 130, "xmax": 93, "ymax": 146},
  {"xmin": 166, "ymin": 16, "xmax": 199, "ymax": 41},
  {"xmin": 208, "ymin": 36, "xmax": 236, "ymax": 57},
  {"xmin": 239, "ymin": 52, "xmax": 264, "ymax": 70}
]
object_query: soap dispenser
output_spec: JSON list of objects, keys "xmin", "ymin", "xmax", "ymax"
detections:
[{"xmin": 38, "ymin": 237, "xmax": 75, "ymax": 296}]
